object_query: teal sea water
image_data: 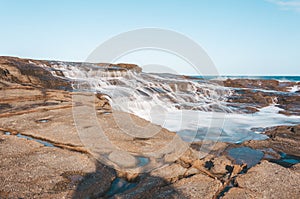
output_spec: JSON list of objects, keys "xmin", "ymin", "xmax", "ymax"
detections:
[{"xmin": 192, "ymin": 76, "xmax": 300, "ymax": 82}]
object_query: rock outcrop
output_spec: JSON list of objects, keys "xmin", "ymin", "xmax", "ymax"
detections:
[
  {"xmin": 243, "ymin": 125, "xmax": 300, "ymax": 157},
  {"xmin": 0, "ymin": 56, "xmax": 71, "ymax": 90},
  {"xmin": 223, "ymin": 78, "xmax": 300, "ymax": 115}
]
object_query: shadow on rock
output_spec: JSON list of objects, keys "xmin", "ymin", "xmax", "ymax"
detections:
[
  {"xmin": 72, "ymin": 161, "xmax": 187, "ymax": 199},
  {"xmin": 71, "ymin": 162, "xmax": 115, "ymax": 199}
]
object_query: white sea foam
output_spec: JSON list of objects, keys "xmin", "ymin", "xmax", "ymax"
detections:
[{"xmin": 288, "ymin": 85, "xmax": 299, "ymax": 93}]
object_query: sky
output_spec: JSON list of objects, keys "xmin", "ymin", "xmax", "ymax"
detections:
[{"xmin": 0, "ymin": 0, "xmax": 299, "ymax": 75}]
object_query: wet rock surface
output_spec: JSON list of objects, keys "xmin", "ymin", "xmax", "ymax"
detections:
[
  {"xmin": 223, "ymin": 78, "xmax": 299, "ymax": 92},
  {"xmin": 243, "ymin": 125, "xmax": 300, "ymax": 157},
  {"xmin": 222, "ymin": 78, "xmax": 300, "ymax": 115}
]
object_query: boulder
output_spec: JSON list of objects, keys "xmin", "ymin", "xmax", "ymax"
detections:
[{"xmin": 210, "ymin": 155, "xmax": 233, "ymax": 175}]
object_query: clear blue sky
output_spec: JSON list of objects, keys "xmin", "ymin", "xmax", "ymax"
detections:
[{"xmin": 0, "ymin": 0, "xmax": 299, "ymax": 75}]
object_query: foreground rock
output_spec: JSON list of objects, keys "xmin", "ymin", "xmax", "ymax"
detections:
[
  {"xmin": 223, "ymin": 161, "xmax": 300, "ymax": 199},
  {"xmin": 135, "ymin": 174, "xmax": 222, "ymax": 199},
  {"xmin": 0, "ymin": 134, "xmax": 115, "ymax": 198}
]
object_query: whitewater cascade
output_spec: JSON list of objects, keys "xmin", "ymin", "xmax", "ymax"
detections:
[
  {"xmin": 48, "ymin": 62, "xmax": 233, "ymax": 118},
  {"xmin": 45, "ymin": 62, "xmax": 300, "ymax": 143}
]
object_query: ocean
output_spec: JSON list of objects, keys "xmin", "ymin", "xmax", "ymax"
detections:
[{"xmin": 192, "ymin": 76, "xmax": 300, "ymax": 82}]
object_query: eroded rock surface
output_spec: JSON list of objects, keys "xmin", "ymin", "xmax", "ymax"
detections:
[
  {"xmin": 223, "ymin": 161, "xmax": 300, "ymax": 199},
  {"xmin": 0, "ymin": 134, "xmax": 115, "ymax": 198}
]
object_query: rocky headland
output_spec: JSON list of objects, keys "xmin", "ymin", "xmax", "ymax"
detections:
[{"xmin": 0, "ymin": 56, "xmax": 300, "ymax": 198}]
